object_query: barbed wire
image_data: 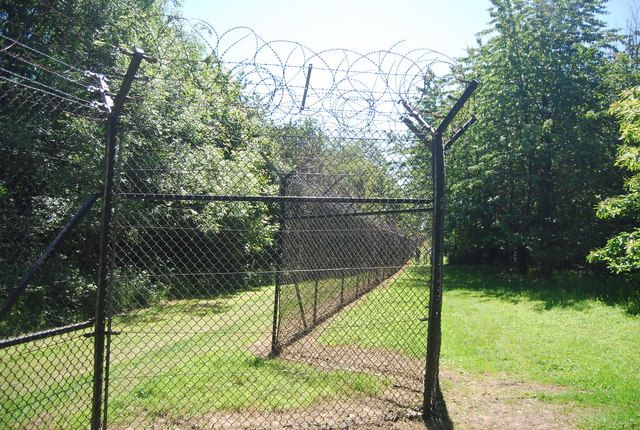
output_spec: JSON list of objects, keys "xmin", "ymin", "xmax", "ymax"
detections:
[
  {"xmin": 0, "ymin": 33, "xmax": 90, "ymax": 77},
  {"xmin": 148, "ymin": 18, "xmax": 454, "ymax": 130},
  {"xmin": 0, "ymin": 33, "xmax": 108, "ymax": 118}
]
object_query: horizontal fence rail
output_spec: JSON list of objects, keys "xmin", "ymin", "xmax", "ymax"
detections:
[
  {"xmin": 0, "ymin": 320, "xmax": 95, "ymax": 350},
  {"xmin": 119, "ymin": 193, "xmax": 433, "ymax": 205}
]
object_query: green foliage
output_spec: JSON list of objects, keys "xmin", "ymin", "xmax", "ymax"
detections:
[
  {"xmin": 0, "ymin": 0, "xmax": 281, "ymax": 334},
  {"xmin": 589, "ymin": 87, "xmax": 640, "ymax": 272},
  {"xmin": 433, "ymin": 0, "xmax": 628, "ymax": 274}
]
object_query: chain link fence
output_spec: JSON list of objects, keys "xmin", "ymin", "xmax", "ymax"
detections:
[
  {"xmin": 0, "ymin": 31, "xmax": 106, "ymax": 429},
  {"xmin": 0, "ymin": 17, "xmax": 474, "ymax": 429}
]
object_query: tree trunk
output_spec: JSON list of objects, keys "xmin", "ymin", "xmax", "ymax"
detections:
[
  {"xmin": 516, "ymin": 243, "xmax": 529, "ymax": 274},
  {"xmin": 539, "ymin": 145, "xmax": 553, "ymax": 278}
]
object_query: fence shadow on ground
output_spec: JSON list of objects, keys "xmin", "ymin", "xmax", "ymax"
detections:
[{"xmin": 424, "ymin": 384, "xmax": 453, "ymax": 430}]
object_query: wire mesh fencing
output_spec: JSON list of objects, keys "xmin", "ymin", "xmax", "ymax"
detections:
[
  {"xmin": 0, "ymin": 32, "xmax": 106, "ymax": 429},
  {"xmin": 0, "ymin": 17, "xmax": 458, "ymax": 430},
  {"xmin": 273, "ymin": 170, "xmax": 426, "ymax": 350}
]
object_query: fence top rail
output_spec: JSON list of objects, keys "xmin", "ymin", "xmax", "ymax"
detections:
[{"xmin": 119, "ymin": 192, "xmax": 432, "ymax": 205}]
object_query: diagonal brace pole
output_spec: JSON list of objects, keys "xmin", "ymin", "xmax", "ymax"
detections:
[{"xmin": 0, "ymin": 193, "xmax": 99, "ymax": 321}]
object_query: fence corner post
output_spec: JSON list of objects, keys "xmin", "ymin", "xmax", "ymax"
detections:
[{"xmin": 90, "ymin": 48, "xmax": 146, "ymax": 430}]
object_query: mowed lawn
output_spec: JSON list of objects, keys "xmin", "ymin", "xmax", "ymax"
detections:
[
  {"xmin": 321, "ymin": 265, "xmax": 640, "ymax": 430},
  {"xmin": 0, "ymin": 284, "xmax": 386, "ymax": 430}
]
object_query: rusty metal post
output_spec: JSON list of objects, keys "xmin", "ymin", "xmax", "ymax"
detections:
[{"xmin": 91, "ymin": 48, "xmax": 146, "ymax": 430}]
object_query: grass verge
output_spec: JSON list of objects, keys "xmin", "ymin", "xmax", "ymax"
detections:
[
  {"xmin": 1, "ymin": 285, "xmax": 386, "ymax": 429},
  {"xmin": 321, "ymin": 264, "xmax": 640, "ymax": 429}
]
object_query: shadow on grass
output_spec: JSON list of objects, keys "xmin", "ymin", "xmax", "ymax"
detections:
[
  {"xmin": 117, "ymin": 300, "xmax": 230, "ymax": 324},
  {"xmin": 114, "ymin": 275, "xmax": 268, "ymax": 324},
  {"xmin": 444, "ymin": 265, "xmax": 640, "ymax": 316}
]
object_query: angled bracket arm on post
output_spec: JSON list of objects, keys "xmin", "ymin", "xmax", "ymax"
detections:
[
  {"xmin": 401, "ymin": 99, "xmax": 437, "ymax": 135},
  {"xmin": 435, "ymin": 80, "xmax": 479, "ymax": 136},
  {"xmin": 444, "ymin": 115, "xmax": 477, "ymax": 151},
  {"xmin": 399, "ymin": 80, "xmax": 479, "ymax": 425},
  {"xmin": 402, "ymin": 117, "xmax": 433, "ymax": 152},
  {"xmin": 400, "ymin": 99, "xmax": 436, "ymax": 152}
]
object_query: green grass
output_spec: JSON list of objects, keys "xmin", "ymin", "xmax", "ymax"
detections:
[
  {"xmin": 278, "ymin": 271, "xmax": 384, "ymax": 334},
  {"xmin": 321, "ymin": 264, "xmax": 640, "ymax": 430},
  {"xmin": 0, "ymin": 285, "xmax": 387, "ymax": 429},
  {"xmin": 5, "ymin": 265, "xmax": 638, "ymax": 429},
  {"xmin": 319, "ymin": 265, "xmax": 429, "ymax": 357}
]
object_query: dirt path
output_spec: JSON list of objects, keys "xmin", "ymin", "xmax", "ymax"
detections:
[
  {"xmin": 151, "ymin": 333, "xmax": 579, "ymax": 429},
  {"xmin": 276, "ymin": 325, "xmax": 579, "ymax": 430}
]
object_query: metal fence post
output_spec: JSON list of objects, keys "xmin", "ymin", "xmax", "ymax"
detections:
[
  {"xmin": 269, "ymin": 176, "xmax": 288, "ymax": 357},
  {"xmin": 401, "ymin": 81, "xmax": 478, "ymax": 424},
  {"xmin": 423, "ymin": 131, "xmax": 445, "ymax": 418},
  {"xmin": 91, "ymin": 48, "xmax": 147, "ymax": 430},
  {"xmin": 312, "ymin": 275, "xmax": 318, "ymax": 325},
  {"xmin": 294, "ymin": 281, "xmax": 308, "ymax": 331},
  {"xmin": 422, "ymin": 82, "xmax": 478, "ymax": 421}
]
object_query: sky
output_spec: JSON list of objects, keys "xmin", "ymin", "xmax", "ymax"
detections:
[{"xmin": 181, "ymin": 0, "xmax": 638, "ymax": 57}]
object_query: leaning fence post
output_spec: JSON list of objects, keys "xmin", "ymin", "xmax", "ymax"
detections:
[{"xmin": 90, "ymin": 48, "xmax": 148, "ymax": 430}]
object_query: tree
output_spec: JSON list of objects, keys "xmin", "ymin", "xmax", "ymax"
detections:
[
  {"xmin": 0, "ymin": 0, "xmax": 279, "ymax": 334},
  {"xmin": 443, "ymin": 0, "xmax": 623, "ymax": 275},
  {"xmin": 588, "ymin": 87, "xmax": 640, "ymax": 273}
]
